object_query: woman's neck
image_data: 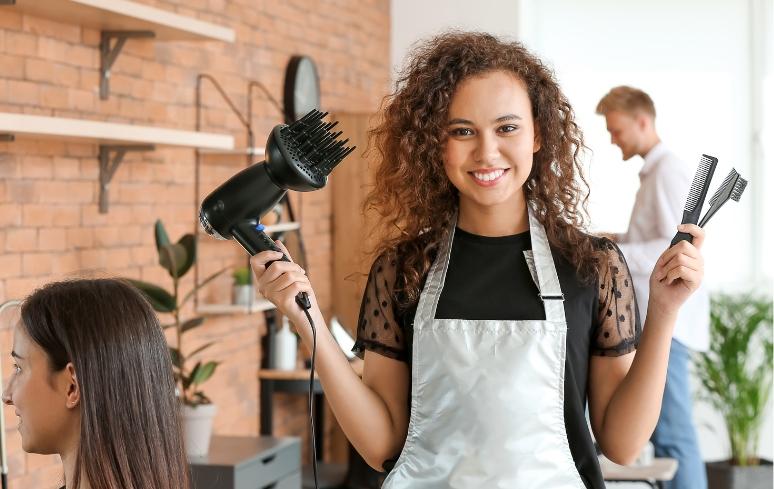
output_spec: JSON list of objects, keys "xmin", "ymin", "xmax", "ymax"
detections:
[
  {"xmin": 457, "ymin": 195, "xmax": 529, "ymax": 237},
  {"xmin": 61, "ymin": 446, "xmax": 90, "ymax": 489}
]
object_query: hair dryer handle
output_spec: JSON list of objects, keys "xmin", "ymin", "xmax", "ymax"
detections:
[{"xmin": 232, "ymin": 220, "xmax": 312, "ymax": 310}]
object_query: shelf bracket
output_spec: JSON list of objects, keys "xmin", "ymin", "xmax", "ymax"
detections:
[
  {"xmin": 99, "ymin": 144, "xmax": 154, "ymax": 213},
  {"xmin": 100, "ymin": 30, "xmax": 155, "ymax": 100},
  {"xmin": 0, "ymin": 134, "xmax": 14, "ymax": 142}
]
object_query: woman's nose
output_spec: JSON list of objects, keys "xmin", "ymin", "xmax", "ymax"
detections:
[{"xmin": 474, "ymin": 134, "xmax": 499, "ymax": 163}]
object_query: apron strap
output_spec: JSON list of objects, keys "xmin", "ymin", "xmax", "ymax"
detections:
[
  {"xmin": 527, "ymin": 206, "xmax": 566, "ymax": 322},
  {"xmin": 414, "ymin": 214, "xmax": 457, "ymax": 321}
]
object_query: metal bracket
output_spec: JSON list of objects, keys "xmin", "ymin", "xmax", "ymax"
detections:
[
  {"xmin": 98, "ymin": 144, "xmax": 154, "ymax": 213},
  {"xmin": 100, "ymin": 30, "xmax": 155, "ymax": 100}
]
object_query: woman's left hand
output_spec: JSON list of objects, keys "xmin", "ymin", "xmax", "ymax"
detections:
[{"xmin": 649, "ymin": 224, "xmax": 705, "ymax": 313}]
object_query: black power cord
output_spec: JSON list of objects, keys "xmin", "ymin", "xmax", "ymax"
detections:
[{"xmin": 297, "ymin": 296, "xmax": 319, "ymax": 489}]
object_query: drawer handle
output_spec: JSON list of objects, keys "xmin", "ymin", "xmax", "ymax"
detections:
[{"xmin": 261, "ymin": 454, "xmax": 276, "ymax": 465}]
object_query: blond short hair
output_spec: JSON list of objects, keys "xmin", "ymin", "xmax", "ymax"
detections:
[{"xmin": 596, "ymin": 86, "xmax": 656, "ymax": 118}]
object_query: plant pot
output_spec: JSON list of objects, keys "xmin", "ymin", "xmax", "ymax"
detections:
[
  {"xmin": 232, "ymin": 284, "xmax": 253, "ymax": 306},
  {"xmin": 182, "ymin": 403, "xmax": 217, "ymax": 457},
  {"xmin": 707, "ymin": 459, "xmax": 773, "ymax": 489}
]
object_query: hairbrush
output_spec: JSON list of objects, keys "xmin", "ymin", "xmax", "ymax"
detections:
[{"xmin": 698, "ymin": 168, "xmax": 747, "ymax": 227}]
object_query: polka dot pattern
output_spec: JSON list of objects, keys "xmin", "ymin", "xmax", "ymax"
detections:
[{"xmin": 592, "ymin": 239, "xmax": 641, "ymax": 356}]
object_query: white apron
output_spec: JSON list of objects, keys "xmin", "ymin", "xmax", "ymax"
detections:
[{"xmin": 381, "ymin": 207, "xmax": 586, "ymax": 489}]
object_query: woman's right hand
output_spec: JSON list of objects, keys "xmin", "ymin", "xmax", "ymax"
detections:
[{"xmin": 249, "ymin": 240, "xmax": 319, "ymax": 335}]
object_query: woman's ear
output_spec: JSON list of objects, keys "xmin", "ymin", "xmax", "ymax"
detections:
[{"xmin": 63, "ymin": 362, "xmax": 80, "ymax": 410}]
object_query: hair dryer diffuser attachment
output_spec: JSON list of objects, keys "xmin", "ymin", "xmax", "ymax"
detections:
[{"xmin": 199, "ymin": 109, "xmax": 355, "ymax": 243}]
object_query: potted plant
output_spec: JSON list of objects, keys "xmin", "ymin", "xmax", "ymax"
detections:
[
  {"xmin": 696, "ymin": 293, "xmax": 773, "ymax": 489},
  {"xmin": 232, "ymin": 265, "xmax": 253, "ymax": 306},
  {"xmin": 127, "ymin": 220, "xmax": 225, "ymax": 457}
]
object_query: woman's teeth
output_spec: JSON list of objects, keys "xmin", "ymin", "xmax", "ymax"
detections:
[{"xmin": 472, "ymin": 169, "xmax": 505, "ymax": 182}]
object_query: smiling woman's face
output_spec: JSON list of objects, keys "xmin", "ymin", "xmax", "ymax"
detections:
[
  {"xmin": 2, "ymin": 322, "xmax": 75, "ymax": 454},
  {"xmin": 443, "ymin": 70, "xmax": 540, "ymax": 220}
]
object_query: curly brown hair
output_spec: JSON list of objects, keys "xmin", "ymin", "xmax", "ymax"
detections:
[{"xmin": 365, "ymin": 31, "xmax": 601, "ymax": 309}]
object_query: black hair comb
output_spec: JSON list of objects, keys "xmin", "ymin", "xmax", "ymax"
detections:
[
  {"xmin": 698, "ymin": 168, "xmax": 747, "ymax": 227},
  {"xmin": 670, "ymin": 154, "xmax": 718, "ymax": 246}
]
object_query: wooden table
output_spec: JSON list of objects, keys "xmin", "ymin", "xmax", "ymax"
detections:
[{"xmin": 600, "ymin": 456, "xmax": 678, "ymax": 489}]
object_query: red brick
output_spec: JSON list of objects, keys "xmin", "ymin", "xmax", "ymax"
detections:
[
  {"xmin": 0, "ymin": 204, "xmax": 22, "ymax": 226},
  {"xmin": 22, "ymin": 15, "xmax": 81, "ymax": 44},
  {"xmin": 51, "ymin": 251, "xmax": 80, "ymax": 274},
  {"xmin": 0, "ymin": 254, "xmax": 22, "ymax": 279},
  {"xmin": 19, "ymin": 155, "xmax": 53, "ymax": 179},
  {"xmin": 4, "ymin": 31, "xmax": 37, "ymax": 57},
  {"xmin": 22, "ymin": 252, "xmax": 53, "ymax": 275},
  {"xmin": 38, "ymin": 228, "xmax": 67, "ymax": 251},
  {"xmin": 5, "ymin": 228, "xmax": 37, "ymax": 252},
  {"xmin": 66, "ymin": 227, "xmax": 94, "ymax": 249},
  {"xmin": 6, "ymin": 79, "xmax": 39, "ymax": 105},
  {"xmin": 39, "ymin": 84, "xmax": 70, "ymax": 109}
]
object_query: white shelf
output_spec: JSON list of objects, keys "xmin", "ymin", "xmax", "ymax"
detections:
[
  {"xmin": 263, "ymin": 222, "xmax": 300, "ymax": 233},
  {"xmin": 197, "ymin": 299, "xmax": 276, "ymax": 315},
  {"xmin": 0, "ymin": 112, "xmax": 234, "ymax": 150},
  {"xmin": 198, "ymin": 147, "xmax": 266, "ymax": 157},
  {"xmin": 8, "ymin": 0, "xmax": 235, "ymax": 42},
  {"xmin": 197, "ymin": 221, "xmax": 301, "ymax": 236}
]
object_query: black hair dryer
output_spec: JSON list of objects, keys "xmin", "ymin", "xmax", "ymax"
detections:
[{"xmin": 199, "ymin": 109, "xmax": 355, "ymax": 309}]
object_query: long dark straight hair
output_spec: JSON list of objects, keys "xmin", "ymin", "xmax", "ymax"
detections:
[{"xmin": 20, "ymin": 278, "xmax": 190, "ymax": 489}]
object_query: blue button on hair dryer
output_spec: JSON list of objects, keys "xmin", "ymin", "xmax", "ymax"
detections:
[{"xmin": 199, "ymin": 109, "xmax": 355, "ymax": 310}]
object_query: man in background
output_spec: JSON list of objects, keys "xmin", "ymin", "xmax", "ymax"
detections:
[{"xmin": 597, "ymin": 86, "xmax": 709, "ymax": 489}]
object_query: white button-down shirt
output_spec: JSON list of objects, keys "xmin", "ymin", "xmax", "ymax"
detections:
[{"xmin": 616, "ymin": 142, "xmax": 710, "ymax": 352}]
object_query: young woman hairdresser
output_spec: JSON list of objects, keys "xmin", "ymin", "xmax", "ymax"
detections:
[
  {"xmin": 251, "ymin": 31, "xmax": 705, "ymax": 489},
  {"xmin": 2, "ymin": 279, "xmax": 190, "ymax": 489}
]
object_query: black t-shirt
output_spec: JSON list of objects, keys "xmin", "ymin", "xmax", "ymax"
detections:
[{"xmin": 353, "ymin": 229, "xmax": 641, "ymax": 489}]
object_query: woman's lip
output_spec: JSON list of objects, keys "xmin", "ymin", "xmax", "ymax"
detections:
[{"xmin": 469, "ymin": 168, "xmax": 508, "ymax": 186}]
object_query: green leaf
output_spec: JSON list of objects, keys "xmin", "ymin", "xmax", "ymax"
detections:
[
  {"xmin": 154, "ymin": 219, "xmax": 171, "ymax": 252},
  {"xmin": 168, "ymin": 347, "xmax": 182, "ymax": 369},
  {"xmin": 181, "ymin": 317, "xmax": 205, "ymax": 334},
  {"xmin": 188, "ymin": 341, "xmax": 215, "ymax": 358},
  {"xmin": 191, "ymin": 361, "xmax": 218, "ymax": 386},
  {"xmin": 176, "ymin": 234, "xmax": 197, "ymax": 278},
  {"xmin": 183, "ymin": 361, "xmax": 201, "ymax": 391},
  {"xmin": 158, "ymin": 243, "xmax": 187, "ymax": 279},
  {"xmin": 126, "ymin": 279, "xmax": 176, "ymax": 313}
]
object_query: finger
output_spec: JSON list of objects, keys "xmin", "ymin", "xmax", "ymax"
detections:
[
  {"xmin": 677, "ymin": 223, "xmax": 705, "ymax": 251},
  {"xmin": 665, "ymin": 265, "xmax": 702, "ymax": 287},
  {"xmin": 265, "ymin": 272, "xmax": 310, "ymax": 293},
  {"xmin": 661, "ymin": 253, "xmax": 702, "ymax": 276},
  {"xmin": 250, "ymin": 251, "xmax": 285, "ymax": 273},
  {"xmin": 274, "ymin": 240, "xmax": 294, "ymax": 262},
  {"xmin": 260, "ymin": 260, "xmax": 306, "ymax": 284}
]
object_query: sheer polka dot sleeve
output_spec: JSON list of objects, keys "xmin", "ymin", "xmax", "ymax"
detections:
[
  {"xmin": 351, "ymin": 253, "xmax": 408, "ymax": 362},
  {"xmin": 592, "ymin": 239, "xmax": 642, "ymax": 357}
]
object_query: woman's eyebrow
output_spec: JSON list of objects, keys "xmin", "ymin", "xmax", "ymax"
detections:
[{"xmin": 448, "ymin": 114, "xmax": 523, "ymax": 125}]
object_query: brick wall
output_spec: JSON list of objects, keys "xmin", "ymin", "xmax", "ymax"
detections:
[{"xmin": 0, "ymin": 1, "xmax": 389, "ymax": 487}]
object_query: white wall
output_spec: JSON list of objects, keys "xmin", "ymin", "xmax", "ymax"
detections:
[
  {"xmin": 390, "ymin": 0, "xmax": 520, "ymax": 78},
  {"xmin": 391, "ymin": 0, "xmax": 773, "ymax": 467}
]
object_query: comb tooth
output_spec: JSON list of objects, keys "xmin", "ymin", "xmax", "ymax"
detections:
[
  {"xmin": 684, "ymin": 155, "xmax": 716, "ymax": 212},
  {"xmin": 731, "ymin": 177, "xmax": 748, "ymax": 201},
  {"xmin": 707, "ymin": 170, "xmax": 738, "ymax": 207}
]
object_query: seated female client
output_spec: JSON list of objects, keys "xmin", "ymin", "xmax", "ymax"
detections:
[{"xmin": 2, "ymin": 278, "xmax": 190, "ymax": 489}]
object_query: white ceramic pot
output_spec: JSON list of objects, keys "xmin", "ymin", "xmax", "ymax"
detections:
[
  {"xmin": 232, "ymin": 285, "xmax": 253, "ymax": 306},
  {"xmin": 182, "ymin": 403, "xmax": 217, "ymax": 457}
]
